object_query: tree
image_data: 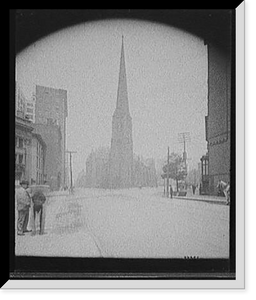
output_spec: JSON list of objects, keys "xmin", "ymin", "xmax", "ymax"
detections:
[{"xmin": 162, "ymin": 152, "xmax": 187, "ymax": 192}]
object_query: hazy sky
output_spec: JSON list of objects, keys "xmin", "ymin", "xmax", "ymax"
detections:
[{"xmin": 16, "ymin": 19, "xmax": 208, "ymax": 181}]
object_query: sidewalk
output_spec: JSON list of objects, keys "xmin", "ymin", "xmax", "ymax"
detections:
[
  {"xmin": 172, "ymin": 192, "xmax": 228, "ymax": 205},
  {"xmin": 48, "ymin": 188, "xmax": 228, "ymax": 205},
  {"xmin": 47, "ymin": 190, "xmax": 70, "ymax": 198},
  {"xmin": 16, "ymin": 192, "xmax": 102, "ymax": 257}
]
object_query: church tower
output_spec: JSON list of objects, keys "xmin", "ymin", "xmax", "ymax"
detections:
[{"xmin": 108, "ymin": 36, "xmax": 134, "ymax": 189}]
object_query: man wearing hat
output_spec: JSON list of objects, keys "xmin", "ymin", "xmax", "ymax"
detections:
[
  {"xmin": 32, "ymin": 189, "xmax": 46, "ymax": 235},
  {"xmin": 15, "ymin": 179, "xmax": 32, "ymax": 236}
]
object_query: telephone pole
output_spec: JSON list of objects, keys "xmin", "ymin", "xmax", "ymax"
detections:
[
  {"xmin": 66, "ymin": 150, "xmax": 77, "ymax": 193},
  {"xmin": 166, "ymin": 146, "xmax": 170, "ymax": 198}
]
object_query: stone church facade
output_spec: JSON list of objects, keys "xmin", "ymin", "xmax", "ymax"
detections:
[{"xmin": 77, "ymin": 38, "xmax": 157, "ymax": 190}]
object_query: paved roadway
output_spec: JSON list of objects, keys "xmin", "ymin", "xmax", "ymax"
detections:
[{"xmin": 15, "ymin": 187, "xmax": 230, "ymax": 258}]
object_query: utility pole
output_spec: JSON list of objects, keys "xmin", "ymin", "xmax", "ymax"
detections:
[
  {"xmin": 64, "ymin": 152, "xmax": 66, "ymax": 188},
  {"xmin": 66, "ymin": 150, "xmax": 77, "ymax": 193},
  {"xmin": 166, "ymin": 146, "xmax": 170, "ymax": 198},
  {"xmin": 178, "ymin": 132, "xmax": 191, "ymax": 174}
]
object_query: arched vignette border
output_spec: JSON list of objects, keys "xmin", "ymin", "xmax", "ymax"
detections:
[{"xmin": 9, "ymin": 8, "xmax": 237, "ymax": 281}]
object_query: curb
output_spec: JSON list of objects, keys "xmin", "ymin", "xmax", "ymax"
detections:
[{"xmin": 173, "ymin": 196, "xmax": 228, "ymax": 205}]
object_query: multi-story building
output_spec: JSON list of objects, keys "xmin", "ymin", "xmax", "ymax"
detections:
[
  {"xmin": 15, "ymin": 82, "xmax": 27, "ymax": 119},
  {"xmin": 15, "ymin": 83, "xmax": 47, "ymax": 185},
  {"xmin": 30, "ymin": 133, "xmax": 47, "ymax": 185},
  {"xmin": 25, "ymin": 94, "xmax": 36, "ymax": 123},
  {"xmin": 15, "ymin": 116, "xmax": 34, "ymax": 182},
  {"xmin": 15, "ymin": 83, "xmax": 67, "ymax": 190},
  {"xmin": 15, "ymin": 116, "xmax": 46, "ymax": 184},
  {"xmin": 35, "ymin": 85, "xmax": 68, "ymax": 188},
  {"xmin": 32, "ymin": 119, "xmax": 62, "ymax": 191},
  {"xmin": 205, "ymin": 43, "xmax": 231, "ymax": 195}
]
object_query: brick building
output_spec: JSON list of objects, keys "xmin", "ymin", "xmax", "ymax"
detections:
[
  {"xmin": 15, "ymin": 116, "xmax": 46, "ymax": 184},
  {"xmin": 35, "ymin": 85, "xmax": 68, "ymax": 188},
  {"xmin": 205, "ymin": 44, "xmax": 231, "ymax": 195}
]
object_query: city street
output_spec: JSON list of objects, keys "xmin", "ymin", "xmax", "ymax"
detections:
[
  {"xmin": 15, "ymin": 187, "xmax": 229, "ymax": 258},
  {"xmin": 12, "ymin": 11, "xmax": 242, "ymax": 290}
]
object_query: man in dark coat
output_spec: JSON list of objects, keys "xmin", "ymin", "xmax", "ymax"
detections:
[
  {"xmin": 15, "ymin": 180, "xmax": 32, "ymax": 235},
  {"xmin": 32, "ymin": 190, "xmax": 46, "ymax": 234},
  {"xmin": 170, "ymin": 185, "xmax": 173, "ymax": 198},
  {"xmin": 192, "ymin": 184, "xmax": 196, "ymax": 195}
]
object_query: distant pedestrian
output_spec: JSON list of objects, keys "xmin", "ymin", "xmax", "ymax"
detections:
[
  {"xmin": 15, "ymin": 180, "xmax": 32, "ymax": 236},
  {"xmin": 32, "ymin": 189, "xmax": 47, "ymax": 235},
  {"xmin": 199, "ymin": 183, "xmax": 202, "ymax": 195},
  {"xmin": 192, "ymin": 184, "xmax": 196, "ymax": 195},
  {"xmin": 170, "ymin": 185, "xmax": 173, "ymax": 198}
]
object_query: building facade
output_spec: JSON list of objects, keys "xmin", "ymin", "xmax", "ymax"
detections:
[
  {"xmin": 30, "ymin": 133, "xmax": 47, "ymax": 185},
  {"xmin": 108, "ymin": 37, "xmax": 134, "ymax": 189},
  {"xmin": 85, "ymin": 148, "xmax": 110, "ymax": 188},
  {"xmin": 15, "ymin": 82, "xmax": 27, "ymax": 119},
  {"xmin": 15, "ymin": 117, "xmax": 46, "ymax": 184},
  {"xmin": 77, "ymin": 148, "xmax": 157, "ymax": 190},
  {"xmin": 15, "ymin": 116, "xmax": 34, "ymax": 182},
  {"xmin": 205, "ymin": 44, "xmax": 231, "ymax": 195},
  {"xmin": 35, "ymin": 85, "xmax": 68, "ymax": 187},
  {"xmin": 15, "ymin": 84, "xmax": 46, "ymax": 184},
  {"xmin": 25, "ymin": 94, "xmax": 36, "ymax": 123},
  {"xmin": 32, "ymin": 120, "xmax": 62, "ymax": 191}
]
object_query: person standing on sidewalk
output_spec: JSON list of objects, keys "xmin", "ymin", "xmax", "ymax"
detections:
[
  {"xmin": 192, "ymin": 184, "xmax": 196, "ymax": 195},
  {"xmin": 31, "ymin": 189, "xmax": 46, "ymax": 235},
  {"xmin": 170, "ymin": 185, "xmax": 173, "ymax": 198},
  {"xmin": 15, "ymin": 180, "xmax": 32, "ymax": 236}
]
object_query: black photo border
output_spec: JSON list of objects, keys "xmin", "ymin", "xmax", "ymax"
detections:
[{"xmin": 7, "ymin": 7, "xmax": 243, "ymax": 286}]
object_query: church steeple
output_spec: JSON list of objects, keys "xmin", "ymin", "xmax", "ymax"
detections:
[
  {"xmin": 108, "ymin": 36, "xmax": 133, "ymax": 189},
  {"xmin": 115, "ymin": 36, "xmax": 130, "ymax": 115}
]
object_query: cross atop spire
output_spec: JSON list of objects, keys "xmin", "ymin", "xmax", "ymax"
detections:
[{"xmin": 115, "ymin": 36, "xmax": 130, "ymax": 115}]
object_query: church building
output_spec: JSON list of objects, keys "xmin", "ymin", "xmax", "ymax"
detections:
[
  {"xmin": 108, "ymin": 37, "xmax": 134, "ymax": 189},
  {"xmin": 79, "ymin": 37, "xmax": 157, "ymax": 190}
]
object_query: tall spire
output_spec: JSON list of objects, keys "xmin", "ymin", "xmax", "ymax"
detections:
[
  {"xmin": 115, "ymin": 36, "xmax": 130, "ymax": 114},
  {"xmin": 109, "ymin": 36, "xmax": 133, "ymax": 189}
]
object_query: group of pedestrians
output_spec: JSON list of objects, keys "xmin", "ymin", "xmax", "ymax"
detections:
[
  {"xmin": 166, "ymin": 184, "xmax": 198, "ymax": 198},
  {"xmin": 15, "ymin": 175, "xmax": 46, "ymax": 236}
]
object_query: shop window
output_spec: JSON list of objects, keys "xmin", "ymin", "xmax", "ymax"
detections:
[
  {"xmin": 19, "ymin": 154, "xmax": 23, "ymax": 164},
  {"xmin": 18, "ymin": 138, "xmax": 23, "ymax": 148}
]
